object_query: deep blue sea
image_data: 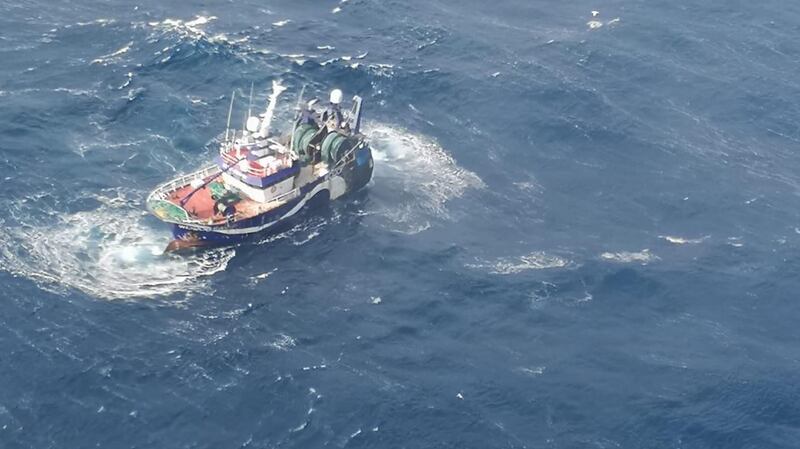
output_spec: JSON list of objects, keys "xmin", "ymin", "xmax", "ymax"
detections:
[{"xmin": 2, "ymin": 0, "xmax": 800, "ymax": 447}]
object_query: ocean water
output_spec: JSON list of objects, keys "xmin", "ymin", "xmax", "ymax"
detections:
[{"xmin": 1, "ymin": 0, "xmax": 800, "ymax": 447}]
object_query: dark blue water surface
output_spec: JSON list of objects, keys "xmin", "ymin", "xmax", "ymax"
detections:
[{"xmin": 2, "ymin": 0, "xmax": 800, "ymax": 447}]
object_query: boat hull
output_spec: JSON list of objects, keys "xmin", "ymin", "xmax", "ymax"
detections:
[{"xmin": 165, "ymin": 146, "xmax": 373, "ymax": 250}]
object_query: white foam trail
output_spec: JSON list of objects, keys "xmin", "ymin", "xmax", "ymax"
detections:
[
  {"xmin": 468, "ymin": 252, "xmax": 570, "ymax": 274},
  {"xmin": 0, "ymin": 191, "xmax": 234, "ymax": 300},
  {"xmin": 364, "ymin": 123, "xmax": 483, "ymax": 233},
  {"xmin": 600, "ymin": 249, "xmax": 659, "ymax": 264}
]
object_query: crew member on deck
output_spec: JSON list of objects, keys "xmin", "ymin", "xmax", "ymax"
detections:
[
  {"xmin": 322, "ymin": 89, "xmax": 344, "ymax": 131},
  {"xmin": 299, "ymin": 99, "xmax": 318, "ymax": 126}
]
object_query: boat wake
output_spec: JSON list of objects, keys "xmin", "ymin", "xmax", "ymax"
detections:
[
  {"xmin": 364, "ymin": 123, "xmax": 484, "ymax": 234},
  {"xmin": 0, "ymin": 191, "xmax": 234, "ymax": 300}
]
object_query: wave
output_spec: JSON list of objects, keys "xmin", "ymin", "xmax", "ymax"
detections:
[
  {"xmin": 134, "ymin": 15, "xmax": 256, "ymax": 67},
  {"xmin": 0, "ymin": 189, "xmax": 233, "ymax": 300},
  {"xmin": 143, "ymin": 15, "xmax": 218, "ymax": 40}
]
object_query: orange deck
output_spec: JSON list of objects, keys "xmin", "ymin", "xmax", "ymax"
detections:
[
  {"xmin": 167, "ymin": 179, "xmax": 282, "ymax": 223},
  {"xmin": 169, "ymin": 184, "xmax": 219, "ymax": 220}
]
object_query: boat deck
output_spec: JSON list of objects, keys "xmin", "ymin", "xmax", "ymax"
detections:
[
  {"xmin": 167, "ymin": 178, "xmax": 295, "ymax": 224},
  {"xmin": 159, "ymin": 161, "xmax": 329, "ymax": 225},
  {"xmin": 169, "ymin": 184, "xmax": 219, "ymax": 220}
]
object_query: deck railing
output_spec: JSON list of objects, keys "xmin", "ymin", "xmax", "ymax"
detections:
[{"xmin": 147, "ymin": 165, "xmax": 221, "ymax": 202}]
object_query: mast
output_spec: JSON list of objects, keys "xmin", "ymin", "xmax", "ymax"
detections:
[
  {"xmin": 247, "ymin": 82, "xmax": 254, "ymax": 120},
  {"xmin": 350, "ymin": 95, "xmax": 363, "ymax": 134},
  {"xmin": 291, "ymin": 84, "xmax": 307, "ymax": 138},
  {"xmin": 240, "ymin": 83, "xmax": 253, "ymax": 137},
  {"xmin": 225, "ymin": 90, "xmax": 236, "ymax": 143},
  {"xmin": 258, "ymin": 79, "xmax": 287, "ymax": 139}
]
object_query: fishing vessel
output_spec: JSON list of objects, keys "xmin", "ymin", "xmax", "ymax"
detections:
[{"xmin": 146, "ymin": 82, "xmax": 374, "ymax": 251}]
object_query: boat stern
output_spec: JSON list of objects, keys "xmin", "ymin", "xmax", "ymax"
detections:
[{"xmin": 348, "ymin": 145, "xmax": 374, "ymax": 191}]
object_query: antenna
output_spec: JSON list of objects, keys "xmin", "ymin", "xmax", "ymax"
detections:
[
  {"xmin": 225, "ymin": 90, "xmax": 236, "ymax": 143},
  {"xmin": 291, "ymin": 84, "xmax": 307, "ymax": 138},
  {"xmin": 296, "ymin": 84, "xmax": 307, "ymax": 112},
  {"xmin": 239, "ymin": 84, "xmax": 253, "ymax": 137},
  {"xmin": 247, "ymin": 82, "xmax": 254, "ymax": 119}
]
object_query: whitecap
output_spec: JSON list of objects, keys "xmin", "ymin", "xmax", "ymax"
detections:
[
  {"xmin": 119, "ymin": 72, "xmax": 134, "ymax": 89},
  {"xmin": 513, "ymin": 181, "xmax": 542, "ymax": 193},
  {"xmin": 517, "ymin": 366, "xmax": 546, "ymax": 376},
  {"xmin": 292, "ymin": 230, "xmax": 319, "ymax": 245},
  {"xmin": 208, "ymin": 33, "xmax": 249, "ymax": 45},
  {"xmin": 145, "ymin": 15, "xmax": 217, "ymax": 41},
  {"xmin": 367, "ymin": 63, "xmax": 395, "ymax": 77},
  {"xmin": 468, "ymin": 251, "xmax": 570, "ymax": 274},
  {"xmin": 600, "ymin": 249, "xmax": 659, "ymax": 264},
  {"xmin": 727, "ymin": 237, "xmax": 744, "ymax": 247},
  {"xmin": 250, "ymin": 268, "xmax": 277, "ymax": 283},
  {"xmin": 587, "ymin": 20, "xmax": 603, "ymax": 30},
  {"xmin": 76, "ymin": 18, "xmax": 115, "ymax": 27},
  {"xmin": 268, "ymin": 334, "xmax": 296, "ymax": 351},
  {"xmin": 185, "ymin": 16, "xmax": 215, "ymax": 27},
  {"xmin": 53, "ymin": 87, "xmax": 97, "ymax": 97},
  {"xmin": 91, "ymin": 42, "xmax": 132, "ymax": 65},
  {"xmin": 660, "ymin": 235, "xmax": 708, "ymax": 245}
]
